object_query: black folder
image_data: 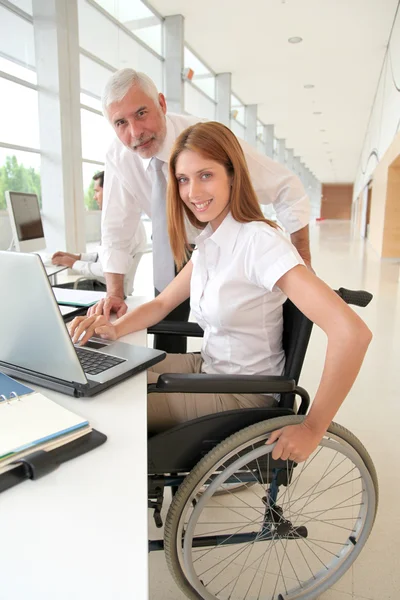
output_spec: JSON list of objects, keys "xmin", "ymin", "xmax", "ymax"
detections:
[{"xmin": 0, "ymin": 429, "xmax": 107, "ymax": 494}]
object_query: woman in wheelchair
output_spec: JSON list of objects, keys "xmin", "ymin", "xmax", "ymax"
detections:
[{"xmin": 70, "ymin": 121, "xmax": 371, "ymax": 464}]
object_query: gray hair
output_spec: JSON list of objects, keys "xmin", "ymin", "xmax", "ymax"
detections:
[{"xmin": 102, "ymin": 68, "xmax": 160, "ymax": 116}]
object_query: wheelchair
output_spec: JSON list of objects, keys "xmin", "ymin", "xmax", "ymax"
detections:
[{"xmin": 147, "ymin": 288, "xmax": 378, "ymax": 600}]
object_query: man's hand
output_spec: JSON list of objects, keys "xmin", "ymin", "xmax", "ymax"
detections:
[
  {"xmin": 87, "ymin": 295, "xmax": 127, "ymax": 320},
  {"xmin": 266, "ymin": 421, "xmax": 325, "ymax": 463},
  {"xmin": 68, "ymin": 314, "xmax": 117, "ymax": 347},
  {"xmin": 52, "ymin": 251, "xmax": 80, "ymax": 268}
]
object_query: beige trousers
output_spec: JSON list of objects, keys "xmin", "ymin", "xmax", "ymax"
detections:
[{"xmin": 147, "ymin": 353, "xmax": 276, "ymax": 434}]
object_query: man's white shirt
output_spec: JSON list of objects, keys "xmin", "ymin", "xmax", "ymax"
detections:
[
  {"xmin": 101, "ymin": 113, "xmax": 310, "ymax": 275},
  {"xmin": 73, "ymin": 219, "xmax": 147, "ymax": 294}
]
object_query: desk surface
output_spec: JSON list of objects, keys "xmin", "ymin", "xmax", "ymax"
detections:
[
  {"xmin": 0, "ymin": 296, "xmax": 151, "ymax": 600},
  {"xmin": 45, "ymin": 263, "xmax": 68, "ymax": 277}
]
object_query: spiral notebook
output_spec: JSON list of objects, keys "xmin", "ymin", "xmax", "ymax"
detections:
[{"xmin": 0, "ymin": 372, "xmax": 93, "ymax": 476}]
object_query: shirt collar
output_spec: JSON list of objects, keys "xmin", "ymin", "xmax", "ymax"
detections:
[
  {"xmin": 195, "ymin": 212, "xmax": 243, "ymax": 255},
  {"xmin": 143, "ymin": 114, "xmax": 175, "ymax": 171}
]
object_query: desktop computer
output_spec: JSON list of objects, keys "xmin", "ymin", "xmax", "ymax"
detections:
[{"xmin": 5, "ymin": 191, "xmax": 46, "ymax": 252}]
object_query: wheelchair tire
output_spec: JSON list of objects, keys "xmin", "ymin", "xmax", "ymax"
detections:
[{"xmin": 164, "ymin": 415, "xmax": 378, "ymax": 600}]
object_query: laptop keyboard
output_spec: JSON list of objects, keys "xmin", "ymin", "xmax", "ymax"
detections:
[{"xmin": 75, "ymin": 346, "xmax": 126, "ymax": 376}]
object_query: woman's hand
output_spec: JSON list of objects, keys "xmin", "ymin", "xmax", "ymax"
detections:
[
  {"xmin": 68, "ymin": 314, "xmax": 118, "ymax": 346},
  {"xmin": 266, "ymin": 421, "xmax": 325, "ymax": 463}
]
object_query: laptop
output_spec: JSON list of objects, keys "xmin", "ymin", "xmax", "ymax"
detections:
[{"xmin": 0, "ymin": 251, "xmax": 166, "ymax": 397}]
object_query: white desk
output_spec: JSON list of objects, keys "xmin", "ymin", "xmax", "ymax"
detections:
[
  {"xmin": 45, "ymin": 264, "xmax": 68, "ymax": 285},
  {"xmin": 0, "ymin": 297, "xmax": 151, "ymax": 600}
]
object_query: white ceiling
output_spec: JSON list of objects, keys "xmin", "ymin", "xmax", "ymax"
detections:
[{"xmin": 149, "ymin": 0, "xmax": 398, "ymax": 183}]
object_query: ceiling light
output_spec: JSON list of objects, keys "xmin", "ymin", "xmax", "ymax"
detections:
[
  {"xmin": 313, "ymin": 111, "xmax": 322, "ymax": 115},
  {"xmin": 288, "ymin": 36, "xmax": 303, "ymax": 44},
  {"xmin": 323, "ymin": 142, "xmax": 329, "ymax": 145},
  {"xmin": 304, "ymin": 84, "xmax": 314, "ymax": 89},
  {"xmin": 320, "ymin": 129, "xmax": 326, "ymax": 132}
]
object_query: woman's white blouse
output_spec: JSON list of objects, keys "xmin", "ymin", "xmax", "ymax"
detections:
[{"xmin": 190, "ymin": 212, "xmax": 304, "ymax": 377}]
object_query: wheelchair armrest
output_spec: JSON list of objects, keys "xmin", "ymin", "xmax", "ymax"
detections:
[
  {"xmin": 149, "ymin": 373, "xmax": 296, "ymax": 394},
  {"xmin": 147, "ymin": 321, "xmax": 203, "ymax": 337}
]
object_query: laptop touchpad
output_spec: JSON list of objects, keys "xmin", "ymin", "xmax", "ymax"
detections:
[{"xmin": 82, "ymin": 339, "xmax": 108, "ymax": 350}]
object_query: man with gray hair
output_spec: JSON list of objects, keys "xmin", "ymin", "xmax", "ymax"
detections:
[{"xmin": 92, "ymin": 68, "xmax": 312, "ymax": 353}]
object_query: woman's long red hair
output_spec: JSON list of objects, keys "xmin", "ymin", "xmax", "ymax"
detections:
[{"xmin": 167, "ymin": 121, "xmax": 278, "ymax": 269}]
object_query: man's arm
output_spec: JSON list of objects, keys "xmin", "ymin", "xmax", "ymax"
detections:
[
  {"xmin": 290, "ymin": 225, "xmax": 312, "ymax": 269},
  {"xmin": 91, "ymin": 151, "xmax": 143, "ymax": 317},
  {"xmin": 239, "ymin": 139, "xmax": 312, "ymax": 265}
]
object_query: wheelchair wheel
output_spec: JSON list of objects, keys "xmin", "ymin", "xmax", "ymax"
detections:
[{"xmin": 164, "ymin": 415, "xmax": 378, "ymax": 600}]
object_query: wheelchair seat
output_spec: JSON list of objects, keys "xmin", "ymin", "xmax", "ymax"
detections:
[{"xmin": 148, "ymin": 406, "xmax": 294, "ymax": 473}]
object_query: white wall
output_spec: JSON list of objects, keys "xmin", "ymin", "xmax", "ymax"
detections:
[{"xmin": 354, "ymin": 8, "xmax": 400, "ymax": 199}]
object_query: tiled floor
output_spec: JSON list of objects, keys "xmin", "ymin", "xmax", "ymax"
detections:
[{"xmin": 148, "ymin": 220, "xmax": 400, "ymax": 600}]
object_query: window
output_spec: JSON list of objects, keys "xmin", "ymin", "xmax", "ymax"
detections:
[
  {"xmin": 184, "ymin": 82, "xmax": 215, "ymax": 121},
  {"xmin": 80, "ymin": 53, "xmax": 115, "ymax": 101},
  {"xmin": 230, "ymin": 119, "xmax": 246, "ymax": 139},
  {"xmin": 81, "ymin": 92, "xmax": 103, "ymax": 112},
  {"xmin": 0, "ymin": 79, "xmax": 39, "ymax": 148},
  {"xmin": 0, "ymin": 5, "xmax": 35, "ymax": 70},
  {"xmin": 0, "ymin": 149, "xmax": 41, "ymax": 249},
  {"xmin": 81, "ymin": 108, "xmax": 115, "ymax": 164},
  {"xmin": 5, "ymin": 0, "xmax": 32, "ymax": 14},
  {"xmin": 0, "ymin": 56, "xmax": 36, "ymax": 85},
  {"xmin": 78, "ymin": 0, "xmax": 163, "ymax": 90},
  {"xmin": 184, "ymin": 46, "xmax": 215, "ymax": 100},
  {"xmin": 0, "ymin": 149, "xmax": 41, "ymax": 209},
  {"xmin": 230, "ymin": 94, "xmax": 245, "ymax": 125},
  {"xmin": 92, "ymin": 0, "xmax": 162, "ymax": 55}
]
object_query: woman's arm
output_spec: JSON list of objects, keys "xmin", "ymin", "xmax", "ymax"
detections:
[
  {"xmin": 69, "ymin": 260, "xmax": 193, "ymax": 346},
  {"xmin": 267, "ymin": 265, "xmax": 372, "ymax": 462}
]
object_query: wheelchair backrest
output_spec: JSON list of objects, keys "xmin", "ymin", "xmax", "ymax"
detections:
[{"xmin": 280, "ymin": 299, "xmax": 314, "ymax": 408}]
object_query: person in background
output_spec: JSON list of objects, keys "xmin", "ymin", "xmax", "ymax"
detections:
[
  {"xmin": 69, "ymin": 122, "xmax": 372, "ymax": 462},
  {"xmin": 52, "ymin": 171, "xmax": 147, "ymax": 295},
  {"xmin": 89, "ymin": 68, "xmax": 312, "ymax": 354}
]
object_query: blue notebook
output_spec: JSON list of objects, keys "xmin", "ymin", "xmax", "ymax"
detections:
[
  {"xmin": 0, "ymin": 372, "xmax": 90, "ymax": 470},
  {"xmin": 0, "ymin": 372, "xmax": 35, "ymax": 400}
]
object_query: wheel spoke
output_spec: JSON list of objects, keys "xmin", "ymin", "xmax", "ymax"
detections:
[{"xmin": 169, "ymin": 425, "xmax": 376, "ymax": 600}]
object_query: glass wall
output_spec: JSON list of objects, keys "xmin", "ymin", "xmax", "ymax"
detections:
[
  {"xmin": 78, "ymin": 0, "xmax": 163, "ymax": 90},
  {"xmin": 230, "ymin": 93, "xmax": 246, "ymax": 138},
  {"xmin": 77, "ymin": 0, "xmax": 164, "ymax": 213},
  {"xmin": 256, "ymin": 120, "xmax": 265, "ymax": 154},
  {"xmin": 0, "ymin": 1, "xmax": 41, "ymax": 249},
  {"xmin": 183, "ymin": 46, "xmax": 216, "ymax": 120},
  {"xmin": 184, "ymin": 46, "xmax": 215, "ymax": 99},
  {"xmin": 184, "ymin": 82, "xmax": 215, "ymax": 120},
  {"xmin": 92, "ymin": 0, "xmax": 162, "ymax": 55}
]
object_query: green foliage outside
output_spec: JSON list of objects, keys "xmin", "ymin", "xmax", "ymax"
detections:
[
  {"xmin": 0, "ymin": 155, "xmax": 41, "ymax": 210},
  {"xmin": 0, "ymin": 156, "xmax": 101, "ymax": 211}
]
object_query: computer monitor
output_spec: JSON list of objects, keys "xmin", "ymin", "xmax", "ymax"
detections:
[{"xmin": 5, "ymin": 191, "xmax": 46, "ymax": 252}]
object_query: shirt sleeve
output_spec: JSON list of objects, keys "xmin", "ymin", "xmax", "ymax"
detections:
[
  {"xmin": 72, "ymin": 259, "xmax": 103, "ymax": 278},
  {"xmin": 240, "ymin": 138, "xmax": 311, "ymax": 234},
  {"xmin": 80, "ymin": 252, "xmax": 98, "ymax": 262},
  {"xmin": 245, "ymin": 228, "xmax": 305, "ymax": 292},
  {"xmin": 100, "ymin": 151, "xmax": 143, "ymax": 275}
]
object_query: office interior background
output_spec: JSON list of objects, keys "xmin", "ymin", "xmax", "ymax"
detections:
[{"xmin": 1, "ymin": 1, "xmax": 400, "ymax": 599}]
